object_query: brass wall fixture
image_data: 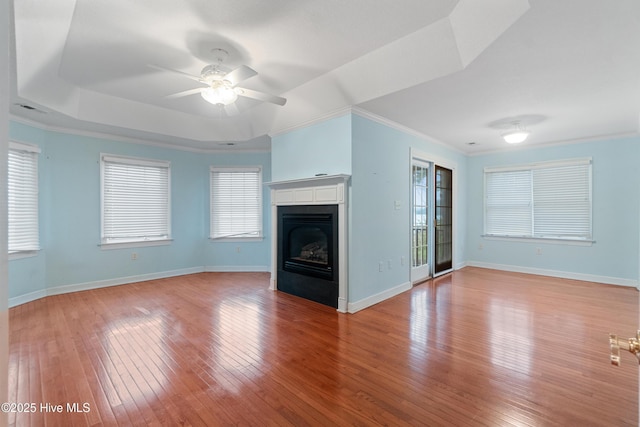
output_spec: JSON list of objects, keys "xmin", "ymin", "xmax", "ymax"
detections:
[{"xmin": 609, "ymin": 331, "xmax": 640, "ymax": 366}]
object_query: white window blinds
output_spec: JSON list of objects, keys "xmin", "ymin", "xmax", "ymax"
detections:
[
  {"xmin": 485, "ymin": 158, "xmax": 592, "ymax": 241},
  {"xmin": 8, "ymin": 142, "xmax": 40, "ymax": 253},
  {"xmin": 210, "ymin": 167, "xmax": 262, "ymax": 239},
  {"xmin": 101, "ymin": 154, "xmax": 171, "ymax": 244},
  {"xmin": 485, "ymin": 169, "xmax": 532, "ymax": 237}
]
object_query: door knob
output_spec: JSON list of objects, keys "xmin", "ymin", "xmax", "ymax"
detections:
[{"xmin": 609, "ymin": 330, "xmax": 640, "ymax": 366}]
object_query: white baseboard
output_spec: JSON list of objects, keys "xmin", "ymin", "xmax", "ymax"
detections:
[
  {"xmin": 9, "ymin": 265, "xmax": 277, "ymax": 308},
  {"xmin": 337, "ymin": 297, "xmax": 348, "ymax": 313},
  {"xmin": 455, "ymin": 261, "xmax": 468, "ymax": 270},
  {"xmin": 347, "ymin": 281, "xmax": 412, "ymax": 313},
  {"xmin": 16, "ymin": 261, "xmax": 631, "ymax": 309},
  {"xmin": 8, "ymin": 289, "xmax": 47, "ymax": 308},
  {"xmin": 9, "ymin": 267, "xmax": 205, "ymax": 308},
  {"xmin": 466, "ymin": 261, "xmax": 638, "ymax": 288},
  {"xmin": 47, "ymin": 267, "xmax": 205, "ymax": 297},
  {"xmin": 204, "ymin": 265, "xmax": 270, "ymax": 273}
]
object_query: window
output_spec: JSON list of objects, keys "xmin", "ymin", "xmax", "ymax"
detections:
[
  {"xmin": 484, "ymin": 158, "xmax": 592, "ymax": 241},
  {"xmin": 8, "ymin": 141, "xmax": 40, "ymax": 254},
  {"xmin": 101, "ymin": 154, "xmax": 171, "ymax": 247},
  {"xmin": 210, "ymin": 166, "xmax": 262, "ymax": 240}
]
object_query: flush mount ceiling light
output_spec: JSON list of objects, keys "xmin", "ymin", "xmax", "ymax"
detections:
[{"xmin": 501, "ymin": 122, "xmax": 530, "ymax": 144}]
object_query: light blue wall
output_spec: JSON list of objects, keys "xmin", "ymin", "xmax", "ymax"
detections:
[
  {"xmin": 350, "ymin": 116, "xmax": 410, "ymax": 301},
  {"xmin": 42, "ymin": 130, "xmax": 207, "ymax": 288},
  {"xmin": 204, "ymin": 152, "xmax": 271, "ymax": 270},
  {"xmin": 8, "ymin": 121, "xmax": 271, "ymax": 301},
  {"xmin": 350, "ymin": 114, "xmax": 467, "ymax": 302},
  {"xmin": 11, "ymin": 117, "xmax": 638, "ymax": 306},
  {"xmin": 271, "ymin": 112, "xmax": 467, "ymax": 305},
  {"xmin": 466, "ymin": 136, "xmax": 640, "ymax": 283},
  {"xmin": 9, "ymin": 123, "xmax": 48, "ymax": 298},
  {"xmin": 271, "ymin": 114, "xmax": 352, "ymax": 181}
]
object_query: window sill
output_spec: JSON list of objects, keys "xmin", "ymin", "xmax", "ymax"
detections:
[
  {"xmin": 482, "ymin": 235, "xmax": 594, "ymax": 246},
  {"xmin": 209, "ymin": 236, "xmax": 264, "ymax": 243},
  {"xmin": 99, "ymin": 239, "xmax": 173, "ymax": 250},
  {"xmin": 9, "ymin": 250, "xmax": 40, "ymax": 260}
]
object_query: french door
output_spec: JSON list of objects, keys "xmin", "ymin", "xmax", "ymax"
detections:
[
  {"xmin": 411, "ymin": 159, "xmax": 453, "ymax": 282},
  {"xmin": 434, "ymin": 165, "xmax": 453, "ymax": 275},
  {"xmin": 411, "ymin": 161, "xmax": 430, "ymax": 283}
]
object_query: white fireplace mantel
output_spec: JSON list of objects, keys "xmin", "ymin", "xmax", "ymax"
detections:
[{"xmin": 266, "ymin": 174, "xmax": 350, "ymax": 312}]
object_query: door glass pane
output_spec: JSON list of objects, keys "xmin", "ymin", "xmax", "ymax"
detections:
[
  {"xmin": 412, "ymin": 164, "xmax": 428, "ymax": 268},
  {"xmin": 435, "ymin": 166, "xmax": 453, "ymax": 274}
]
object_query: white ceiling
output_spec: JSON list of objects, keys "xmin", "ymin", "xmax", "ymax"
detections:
[{"xmin": 10, "ymin": 0, "xmax": 640, "ymax": 153}]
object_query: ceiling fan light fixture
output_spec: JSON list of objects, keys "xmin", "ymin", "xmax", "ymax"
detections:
[
  {"xmin": 156, "ymin": 48, "xmax": 285, "ymax": 109},
  {"xmin": 501, "ymin": 122, "xmax": 530, "ymax": 144},
  {"xmin": 201, "ymin": 85, "xmax": 238, "ymax": 106}
]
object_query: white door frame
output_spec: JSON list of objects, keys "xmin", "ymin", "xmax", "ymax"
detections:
[{"xmin": 410, "ymin": 148, "xmax": 457, "ymax": 282}]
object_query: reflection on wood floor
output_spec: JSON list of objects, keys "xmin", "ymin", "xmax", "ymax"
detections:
[{"xmin": 8, "ymin": 267, "xmax": 639, "ymax": 425}]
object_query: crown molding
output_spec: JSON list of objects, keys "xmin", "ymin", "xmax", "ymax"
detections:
[
  {"xmin": 350, "ymin": 107, "xmax": 465, "ymax": 155},
  {"xmin": 9, "ymin": 114, "xmax": 270, "ymax": 154},
  {"xmin": 269, "ymin": 107, "xmax": 352, "ymax": 138},
  {"xmin": 466, "ymin": 131, "xmax": 640, "ymax": 157},
  {"xmin": 269, "ymin": 105, "xmax": 466, "ymax": 157}
]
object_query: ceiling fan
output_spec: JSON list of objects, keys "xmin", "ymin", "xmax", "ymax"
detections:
[{"xmin": 150, "ymin": 48, "xmax": 286, "ymax": 116}]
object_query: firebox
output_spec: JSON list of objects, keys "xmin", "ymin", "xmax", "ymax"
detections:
[{"xmin": 277, "ymin": 204, "xmax": 338, "ymax": 308}]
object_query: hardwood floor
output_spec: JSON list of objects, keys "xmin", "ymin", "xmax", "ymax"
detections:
[{"xmin": 7, "ymin": 268, "xmax": 639, "ymax": 426}]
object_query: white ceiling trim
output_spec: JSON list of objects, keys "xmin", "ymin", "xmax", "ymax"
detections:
[
  {"xmin": 270, "ymin": 104, "xmax": 465, "ymax": 156},
  {"xmin": 465, "ymin": 130, "xmax": 640, "ymax": 157},
  {"xmin": 352, "ymin": 107, "xmax": 464, "ymax": 155},
  {"xmin": 268, "ymin": 106, "xmax": 352, "ymax": 139},
  {"xmin": 8, "ymin": 114, "xmax": 269, "ymax": 154}
]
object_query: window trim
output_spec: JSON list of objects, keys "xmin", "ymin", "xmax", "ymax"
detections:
[
  {"xmin": 209, "ymin": 165, "xmax": 263, "ymax": 241},
  {"xmin": 8, "ymin": 141, "xmax": 40, "ymax": 256},
  {"xmin": 481, "ymin": 235, "xmax": 594, "ymax": 246},
  {"xmin": 100, "ymin": 153, "xmax": 172, "ymax": 249},
  {"xmin": 483, "ymin": 157, "xmax": 593, "ymax": 243}
]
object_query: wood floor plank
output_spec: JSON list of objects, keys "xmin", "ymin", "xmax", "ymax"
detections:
[{"xmin": 7, "ymin": 268, "xmax": 639, "ymax": 426}]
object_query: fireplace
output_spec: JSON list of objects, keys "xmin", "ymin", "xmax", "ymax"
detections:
[
  {"xmin": 267, "ymin": 174, "xmax": 349, "ymax": 312},
  {"xmin": 277, "ymin": 205, "xmax": 338, "ymax": 307}
]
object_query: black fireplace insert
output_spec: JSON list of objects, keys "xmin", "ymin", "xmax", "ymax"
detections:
[{"xmin": 277, "ymin": 204, "xmax": 338, "ymax": 308}]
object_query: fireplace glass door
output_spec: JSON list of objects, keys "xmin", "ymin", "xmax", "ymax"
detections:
[
  {"xmin": 277, "ymin": 204, "xmax": 339, "ymax": 307},
  {"xmin": 284, "ymin": 222, "xmax": 333, "ymax": 280},
  {"xmin": 288, "ymin": 226, "xmax": 329, "ymax": 266}
]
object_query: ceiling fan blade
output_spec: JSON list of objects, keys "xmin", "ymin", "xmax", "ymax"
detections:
[
  {"xmin": 148, "ymin": 64, "xmax": 203, "ymax": 83},
  {"xmin": 224, "ymin": 103, "xmax": 240, "ymax": 116},
  {"xmin": 224, "ymin": 65, "xmax": 258, "ymax": 86},
  {"xmin": 235, "ymin": 87, "xmax": 287, "ymax": 106},
  {"xmin": 166, "ymin": 88, "xmax": 204, "ymax": 99}
]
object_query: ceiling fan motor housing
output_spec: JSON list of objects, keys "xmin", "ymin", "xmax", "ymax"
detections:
[{"xmin": 200, "ymin": 64, "xmax": 227, "ymax": 83}]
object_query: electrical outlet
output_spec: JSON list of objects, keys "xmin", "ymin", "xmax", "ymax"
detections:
[
  {"xmin": 401, "ymin": 256, "xmax": 406, "ymax": 266},
  {"xmin": 378, "ymin": 261, "xmax": 384, "ymax": 272},
  {"xmin": 478, "ymin": 243, "xmax": 483, "ymax": 250},
  {"xmin": 387, "ymin": 260, "xmax": 392, "ymax": 270},
  {"xmin": 536, "ymin": 248, "xmax": 542, "ymax": 255},
  {"xmin": 236, "ymin": 247, "xmax": 241, "ymax": 253},
  {"xmin": 131, "ymin": 252, "xmax": 138, "ymax": 261}
]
